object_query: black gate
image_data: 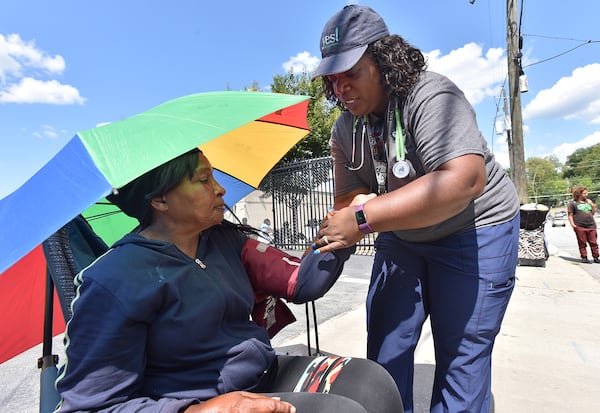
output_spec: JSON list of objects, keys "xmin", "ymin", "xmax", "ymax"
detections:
[{"xmin": 266, "ymin": 157, "xmax": 374, "ymax": 255}]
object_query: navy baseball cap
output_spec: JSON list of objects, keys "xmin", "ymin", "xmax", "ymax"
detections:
[{"xmin": 312, "ymin": 5, "xmax": 389, "ymax": 80}]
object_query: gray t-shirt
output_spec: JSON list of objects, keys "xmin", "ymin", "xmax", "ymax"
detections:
[{"xmin": 330, "ymin": 71, "xmax": 519, "ymax": 242}]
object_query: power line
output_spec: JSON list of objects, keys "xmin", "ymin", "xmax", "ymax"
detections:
[
  {"xmin": 524, "ymin": 34, "xmax": 600, "ymax": 43},
  {"xmin": 518, "ymin": 0, "xmax": 524, "ymax": 40},
  {"xmin": 523, "ymin": 39, "xmax": 599, "ymax": 68}
]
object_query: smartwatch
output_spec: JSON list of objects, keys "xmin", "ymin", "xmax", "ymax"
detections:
[{"xmin": 354, "ymin": 204, "xmax": 374, "ymax": 234}]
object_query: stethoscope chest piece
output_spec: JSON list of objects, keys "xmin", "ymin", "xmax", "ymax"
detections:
[{"xmin": 392, "ymin": 159, "xmax": 412, "ymax": 178}]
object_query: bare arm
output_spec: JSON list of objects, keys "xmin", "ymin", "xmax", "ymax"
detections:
[
  {"xmin": 333, "ymin": 187, "xmax": 371, "ymax": 210},
  {"xmin": 589, "ymin": 199, "xmax": 596, "ymax": 215},
  {"xmin": 568, "ymin": 209, "xmax": 576, "ymax": 228},
  {"xmin": 361, "ymin": 154, "xmax": 486, "ymax": 231},
  {"xmin": 184, "ymin": 392, "xmax": 296, "ymax": 412},
  {"xmin": 316, "ymin": 154, "xmax": 487, "ymax": 252}
]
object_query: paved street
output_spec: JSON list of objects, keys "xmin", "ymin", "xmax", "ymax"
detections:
[{"xmin": 544, "ymin": 221, "xmax": 600, "ymax": 280}]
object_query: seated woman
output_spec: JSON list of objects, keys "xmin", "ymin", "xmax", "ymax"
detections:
[{"xmin": 54, "ymin": 149, "xmax": 402, "ymax": 413}]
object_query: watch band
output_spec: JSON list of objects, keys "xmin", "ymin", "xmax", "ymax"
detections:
[{"xmin": 354, "ymin": 204, "xmax": 374, "ymax": 234}]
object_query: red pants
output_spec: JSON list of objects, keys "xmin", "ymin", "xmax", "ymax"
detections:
[{"xmin": 573, "ymin": 226, "xmax": 599, "ymax": 258}]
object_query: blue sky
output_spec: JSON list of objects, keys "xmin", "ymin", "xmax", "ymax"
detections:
[{"xmin": 1, "ymin": 0, "xmax": 599, "ymax": 199}]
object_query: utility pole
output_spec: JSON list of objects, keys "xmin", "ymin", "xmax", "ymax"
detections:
[{"xmin": 506, "ymin": 0, "xmax": 528, "ymax": 203}]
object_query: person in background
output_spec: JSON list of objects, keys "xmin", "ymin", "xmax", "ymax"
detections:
[
  {"xmin": 259, "ymin": 217, "xmax": 274, "ymax": 244},
  {"xmin": 54, "ymin": 148, "xmax": 403, "ymax": 413},
  {"xmin": 310, "ymin": 5, "xmax": 520, "ymax": 412},
  {"xmin": 567, "ymin": 185, "xmax": 599, "ymax": 263}
]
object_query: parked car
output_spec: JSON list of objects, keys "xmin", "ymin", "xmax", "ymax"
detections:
[{"xmin": 552, "ymin": 210, "xmax": 567, "ymax": 227}]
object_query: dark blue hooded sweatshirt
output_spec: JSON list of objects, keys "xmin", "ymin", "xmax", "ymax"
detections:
[{"xmin": 55, "ymin": 224, "xmax": 353, "ymax": 412}]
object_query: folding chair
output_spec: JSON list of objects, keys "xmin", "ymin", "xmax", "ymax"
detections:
[{"xmin": 38, "ymin": 216, "xmax": 109, "ymax": 413}]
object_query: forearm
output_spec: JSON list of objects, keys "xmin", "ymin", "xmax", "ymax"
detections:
[
  {"xmin": 335, "ymin": 156, "xmax": 485, "ymax": 233},
  {"xmin": 183, "ymin": 392, "xmax": 295, "ymax": 413},
  {"xmin": 333, "ymin": 187, "xmax": 370, "ymax": 210}
]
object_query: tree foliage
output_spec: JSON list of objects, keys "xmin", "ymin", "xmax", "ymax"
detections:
[
  {"xmin": 524, "ymin": 145, "xmax": 600, "ymax": 207},
  {"xmin": 563, "ymin": 143, "xmax": 600, "ymax": 183},
  {"xmin": 525, "ymin": 156, "xmax": 566, "ymax": 206}
]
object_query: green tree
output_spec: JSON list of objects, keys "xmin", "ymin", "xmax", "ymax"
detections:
[
  {"xmin": 562, "ymin": 144, "xmax": 600, "ymax": 196},
  {"xmin": 526, "ymin": 156, "xmax": 562, "ymax": 205},
  {"xmin": 243, "ymin": 80, "xmax": 261, "ymax": 92},
  {"xmin": 563, "ymin": 144, "xmax": 600, "ymax": 180}
]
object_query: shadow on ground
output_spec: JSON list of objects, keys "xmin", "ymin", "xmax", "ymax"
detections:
[{"xmin": 558, "ymin": 254, "xmax": 582, "ymax": 263}]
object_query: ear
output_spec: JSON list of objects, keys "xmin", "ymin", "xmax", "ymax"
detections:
[{"xmin": 150, "ymin": 196, "xmax": 168, "ymax": 212}]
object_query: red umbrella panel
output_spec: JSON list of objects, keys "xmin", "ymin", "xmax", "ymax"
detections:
[{"xmin": 0, "ymin": 247, "xmax": 65, "ymax": 363}]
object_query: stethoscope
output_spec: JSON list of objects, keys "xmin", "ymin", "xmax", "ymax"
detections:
[{"xmin": 347, "ymin": 99, "xmax": 413, "ymax": 179}]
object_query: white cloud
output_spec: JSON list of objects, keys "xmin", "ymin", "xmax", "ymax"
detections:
[
  {"xmin": 282, "ymin": 51, "xmax": 320, "ymax": 74},
  {"xmin": 0, "ymin": 33, "xmax": 83, "ymax": 104},
  {"xmin": 0, "ymin": 34, "xmax": 65, "ymax": 80},
  {"xmin": 551, "ymin": 131, "xmax": 600, "ymax": 163},
  {"xmin": 0, "ymin": 77, "xmax": 85, "ymax": 104},
  {"xmin": 522, "ymin": 63, "xmax": 600, "ymax": 124},
  {"xmin": 32, "ymin": 124, "xmax": 60, "ymax": 139},
  {"xmin": 493, "ymin": 143, "xmax": 510, "ymax": 169},
  {"xmin": 425, "ymin": 43, "xmax": 506, "ymax": 105}
]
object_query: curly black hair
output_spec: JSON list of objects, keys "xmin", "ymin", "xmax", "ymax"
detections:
[{"xmin": 321, "ymin": 35, "xmax": 428, "ymax": 107}]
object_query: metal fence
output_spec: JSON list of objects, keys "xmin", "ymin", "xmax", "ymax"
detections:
[{"xmin": 266, "ymin": 156, "xmax": 375, "ymax": 255}]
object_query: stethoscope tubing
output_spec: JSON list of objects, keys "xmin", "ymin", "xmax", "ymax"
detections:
[{"xmin": 348, "ymin": 99, "xmax": 405, "ymax": 171}]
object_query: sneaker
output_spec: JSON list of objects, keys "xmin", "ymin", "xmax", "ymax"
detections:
[
  {"xmin": 582, "ymin": 257, "xmax": 590, "ymax": 263},
  {"xmin": 594, "ymin": 257, "xmax": 600, "ymax": 264}
]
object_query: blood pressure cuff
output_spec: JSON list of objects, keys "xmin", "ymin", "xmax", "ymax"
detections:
[
  {"xmin": 241, "ymin": 238, "xmax": 355, "ymax": 338},
  {"xmin": 242, "ymin": 238, "xmax": 300, "ymax": 338}
]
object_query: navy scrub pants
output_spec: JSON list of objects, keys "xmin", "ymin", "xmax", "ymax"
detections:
[{"xmin": 367, "ymin": 215, "xmax": 519, "ymax": 413}]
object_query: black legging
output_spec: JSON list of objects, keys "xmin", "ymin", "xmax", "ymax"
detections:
[{"xmin": 256, "ymin": 355, "xmax": 403, "ymax": 413}]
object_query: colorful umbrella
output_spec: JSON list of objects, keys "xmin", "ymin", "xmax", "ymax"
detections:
[{"xmin": 0, "ymin": 91, "xmax": 310, "ymax": 275}]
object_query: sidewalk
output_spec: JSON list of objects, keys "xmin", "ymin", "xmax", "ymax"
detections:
[{"xmin": 277, "ymin": 254, "xmax": 600, "ymax": 412}]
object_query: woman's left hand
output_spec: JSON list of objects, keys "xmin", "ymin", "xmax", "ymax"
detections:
[{"xmin": 313, "ymin": 193, "xmax": 377, "ymax": 254}]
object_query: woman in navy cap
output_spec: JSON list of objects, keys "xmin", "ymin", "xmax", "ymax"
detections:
[{"xmin": 312, "ymin": 5, "xmax": 520, "ymax": 413}]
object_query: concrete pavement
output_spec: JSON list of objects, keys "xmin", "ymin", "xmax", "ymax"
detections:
[{"xmin": 275, "ymin": 252, "xmax": 600, "ymax": 412}]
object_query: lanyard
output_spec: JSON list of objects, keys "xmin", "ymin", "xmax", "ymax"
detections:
[
  {"xmin": 393, "ymin": 103, "xmax": 405, "ymax": 161},
  {"xmin": 348, "ymin": 99, "xmax": 413, "ymax": 195}
]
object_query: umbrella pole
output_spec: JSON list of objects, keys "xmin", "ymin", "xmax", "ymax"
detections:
[
  {"xmin": 38, "ymin": 268, "xmax": 61, "ymax": 413},
  {"xmin": 41, "ymin": 269, "xmax": 55, "ymax": 359}
]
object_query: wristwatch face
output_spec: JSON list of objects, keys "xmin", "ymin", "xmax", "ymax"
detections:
[
  {"xmin": 355, "ymin": 208, "xmax": 367, "ymax": 225},
  {"xmin": 354, "ymin": 205, "xmax": 371, "ymax": 233}
]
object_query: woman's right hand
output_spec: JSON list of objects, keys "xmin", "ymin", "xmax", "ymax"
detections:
[{"xmin": 184, "ymin": 391, "xmax": 296, "ymax": 413}]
